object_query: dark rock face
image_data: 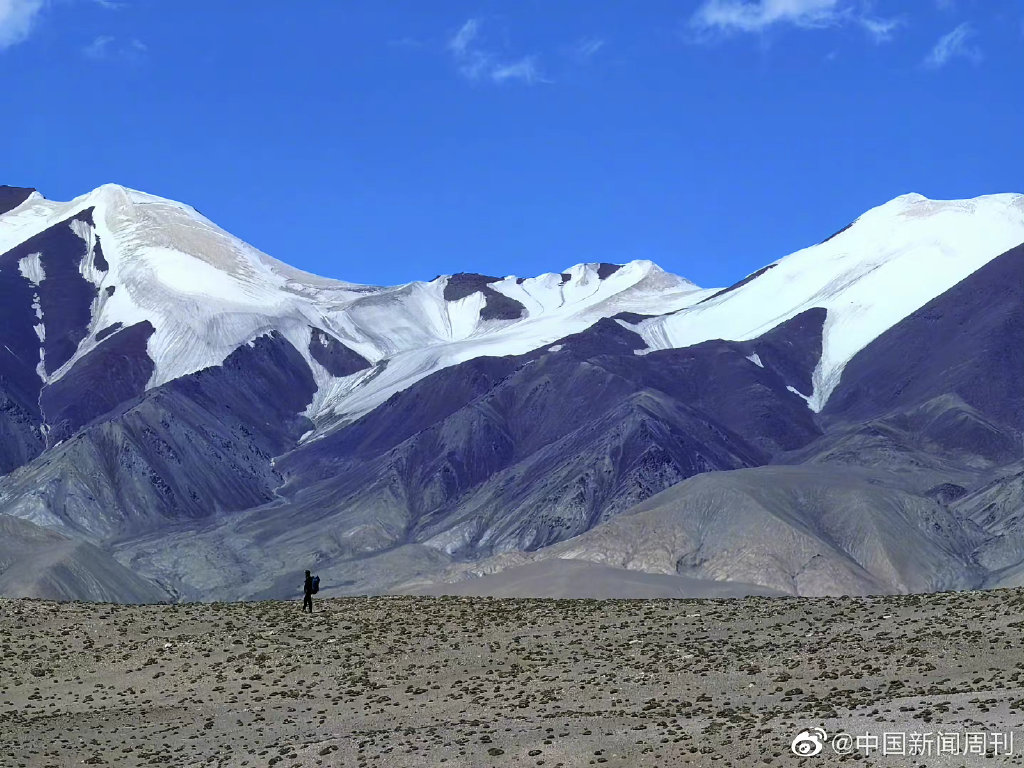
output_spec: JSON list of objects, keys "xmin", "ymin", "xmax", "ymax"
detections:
[
  {"xmin": 612, "ymin": 311, "xmax": 653, "ymax": 325},
  {"xmin": 954, "ymin": 461, "xmax": 1024, "ymax": 580},
  {"xmin": 40, "ymin": 321, "xmax": 156, "ymax": 445},
  {"xmin": 69, "ymin": 207, "xmax": 108, "ymax": 269},
  {"xmin": 92, "ymin": 238, "xmax": 109, "ymax": 272},
  {"xmin": 597, "ymin": 348, "xmax": 821, "ymax": 459},
  {"xmin": 926, "ymin": 483, "xmax": 968, "ymax": 505},
  {"xmin": 699, "ymin": 264, "xmax": 777, "ymax": 304},
  {"xmin": 549, "ymin": 316, "xmax": 648, "ymax": 358},
  {"xmin": 908, "ymin": 397, "xmax": 1020, "ymax": 465},
  {"xmin": 308, "ymin": 327, "xmax": 371, "ymax": 377},
  {"xmin": 597, "ymin": 263, "xmax": 621, "ymax": 279},
  {"xmin": 443, "ymin": 273, "xmax": 526, "ymax": 321},
  {"xmin": 0, "ymin": 390, "xmax": 43, "ymax": 476},
  {"xmin": 0, "ymin": 332, "xmax": 317, "ymax": 538},
  {"xmin": 739, "ymin": 308, "xmax": 827, "ymax": 398},
  {"xmin": 95, "ymin": 323, "xmax": 124, "ymax": 342},
  {"xmin": 3, "ymin": 209, "xmax": 104, "ymax": 375},
  {"xmin": 825, "ymin": 244, "xmax": 1024, "ymax": 439},
  {"xmin": 578, "ymin": 310, "xmax": 826, "ymax": 457},
  {"xmin": 422, "ymin": 390, "xmax": 766, "ymax": 555},
  {"xmin": 819, "ymin": 220, "xmax": 855, "ymax": 244},
  {"xmin": 443, "ymin": 273, "xmax": 501, "ymax": 302},
  {"xmin": 160, "ymin": 331, "xmax": 317, "ymax": 457},
  {"xmin": 115, "ymin": 307, "xmax": 830, "ymax": 599},
  {"xmin": 0, "ymin": 186, "xmax": 35, "ymax": 216},
  {"xmin": 0, "ymin": 209, "xmax": 114, "ymax": 472},
  {"xmin": 280, "ymin": 355, "xmax": 517, "ymax": 484},
  {"xmin": 786, "ymin": 248, "xmax": 1024, "ymax": 481},
  {"xmin": 0, "ymin": 232, "xmax": 47, "ymax": 474},
  {"xmin": 479, "ymin": 291, "xmax": 526, "ymax": 321},
  {"xmin": 271, "ymin": 312, "xmax": 824, "ymax": 559}
]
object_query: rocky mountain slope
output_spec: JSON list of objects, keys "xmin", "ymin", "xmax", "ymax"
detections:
[{"xmin": 0, "ymin": 184, "xmax": 1021, "ymax": 601}]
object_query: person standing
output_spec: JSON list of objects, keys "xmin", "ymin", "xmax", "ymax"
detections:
[{"xmin": 302, "ymin": 570, "xmax": 314, "ymax": 613}]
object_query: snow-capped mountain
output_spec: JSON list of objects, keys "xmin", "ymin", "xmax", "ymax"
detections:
[
  {"xmin": 0, "ymin": 183, "xmax": 1021, "ymax": 602},
  {"xmin": 637, "ymin": 193, "xmax": 1024, "ymax": 410},
  {"xmin": 0, "ymin": 183, "xmax": 704, "ymax": 434}
]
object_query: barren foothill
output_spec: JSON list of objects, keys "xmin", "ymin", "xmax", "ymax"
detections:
[{"xmin": 2, "ymin": 589, "xmax": 1023, "ymax": 767}]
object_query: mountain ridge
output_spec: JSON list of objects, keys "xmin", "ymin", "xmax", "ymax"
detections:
[{"xmin": 0, "ymin": 184, "xmax": 1021, "ymax": 601}]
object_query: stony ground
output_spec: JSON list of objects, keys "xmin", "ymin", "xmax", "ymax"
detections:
[{"xmin": 1, "ymin": 590, "xmax": 1023, "ymax": 768}]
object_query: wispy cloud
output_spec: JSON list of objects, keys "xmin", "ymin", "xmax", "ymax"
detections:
[
  {"xmin": 691, "ymin": 0, "xmax": 842, "ymax": 34},
  {"xmin": 83, "ymin": 34, "xmax": 147, "ymax": 62},
  {"xmin": 449, "ymin": 18, "xmax": 479, "ymax": 57},
  {"xmin": 491, "ymin": 56, "xmax": 543, "ymax": 85},
  {"xmin": 689, "ymin": 0, "xmax": 901, "ymax": 43},
  {"xmin": 924, "ymin": 22, "xmax": 980, "ymax": 68},
  {"xmin": 572, "ymin": 37, "xmax": 606, "ymax": 61},
  {"xmin": 858, "ymin": 15, "xmax": 901, "ymax": 44},
  {"xmin": 447, "ymin": 18, "xmax": 548, "ymax": 85},
  {"xmin": 83, "ymin": 33, "xmax": 113, "ymax": 57},
  {"xmin": 448, "ymin": 19, "xmax": 491, "ymax": 80},
  {"xmin": 0, "ymin": 0, "xmax": 44, "ymax": 51}
]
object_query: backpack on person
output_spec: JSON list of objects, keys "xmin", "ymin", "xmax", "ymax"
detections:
[{"xmin": 311, "ymin": 575, "xmax": 320, "ymax": 594}]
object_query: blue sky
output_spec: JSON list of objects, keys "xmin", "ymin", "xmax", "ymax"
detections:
[{"xmin": 2, "ymin": 1, "xmax": 1022, "ymax": 287}]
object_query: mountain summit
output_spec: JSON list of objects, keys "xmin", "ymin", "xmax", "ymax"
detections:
[{"xmin": 0, "ymin": 186, "xmax": 1021, "ymax": 601}]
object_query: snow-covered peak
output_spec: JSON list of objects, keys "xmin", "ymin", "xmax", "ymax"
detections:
[
  {"xmin": 306, "ymin": 257, "xmax": 708, "ymax": 430},
  {"xmin": 636, "ymin": 192, "xmax": 1024, "ymax": 411},
  {"xmin": 1, "ymin": 184, "xmax": 712, "ymax": 436},
  {"xmin": 836, "ymin": 192, "xmax": 1024, "ymax": 233},
  {"xmin": 5, "ymin": 184, "xmax": 1020, "ymax": 435}
]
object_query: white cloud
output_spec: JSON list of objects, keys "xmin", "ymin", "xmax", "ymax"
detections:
[
  {"xmin": 924, "ymin": 22, "xmax": 981, "ymax": 68},
  {"xmin": 83, "ymin": 33, "xmax": 147, "ymax": 62},
  {"xmin": 491, "ymin": 56, "xmax": 543, "ymax": 84},
  {"xmin": 858, "ymin": 15, "xmax": 901, "ymax": 43},
  {"xmin": 573, "ymin": 37, "xmax": 605, "ymax": 60},
  {"xmin": 690, "ymin": 0, "xmax": 901, "ymax": 43},
  {"xmin": 83, "ymin": 33, "xmax": 113, "ymax": 57},
  {"xmin": 449, "ymin": 18, "xmax": 479, "ymax": 57},
  {"xmin": 691, "ymin": 0, "xmax": 842, "ymax": 34},
  {"xmin": 448, "ymin": 19, "xmax": 495, "ymax": 81},
  {"xmin": 0, "ymin": 0, "xmax": 44, "ymax": 51},
  {"xmin": 447, "ymin": 18, "xmax": 547, "ymax": 86}
]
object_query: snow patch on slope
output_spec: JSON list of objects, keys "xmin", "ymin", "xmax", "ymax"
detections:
[
  {"xmin": 15, "ymin": 253, "xmax": 48, "ymax": 378},
  {"xmin": 17, "ymin": 253, "xmax": 45, "ymax": 285}
]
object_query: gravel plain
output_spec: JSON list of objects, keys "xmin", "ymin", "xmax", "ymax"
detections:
[{"xmin": 2, "ymin": 589, "xmax": 1023, "ymax": 767}]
